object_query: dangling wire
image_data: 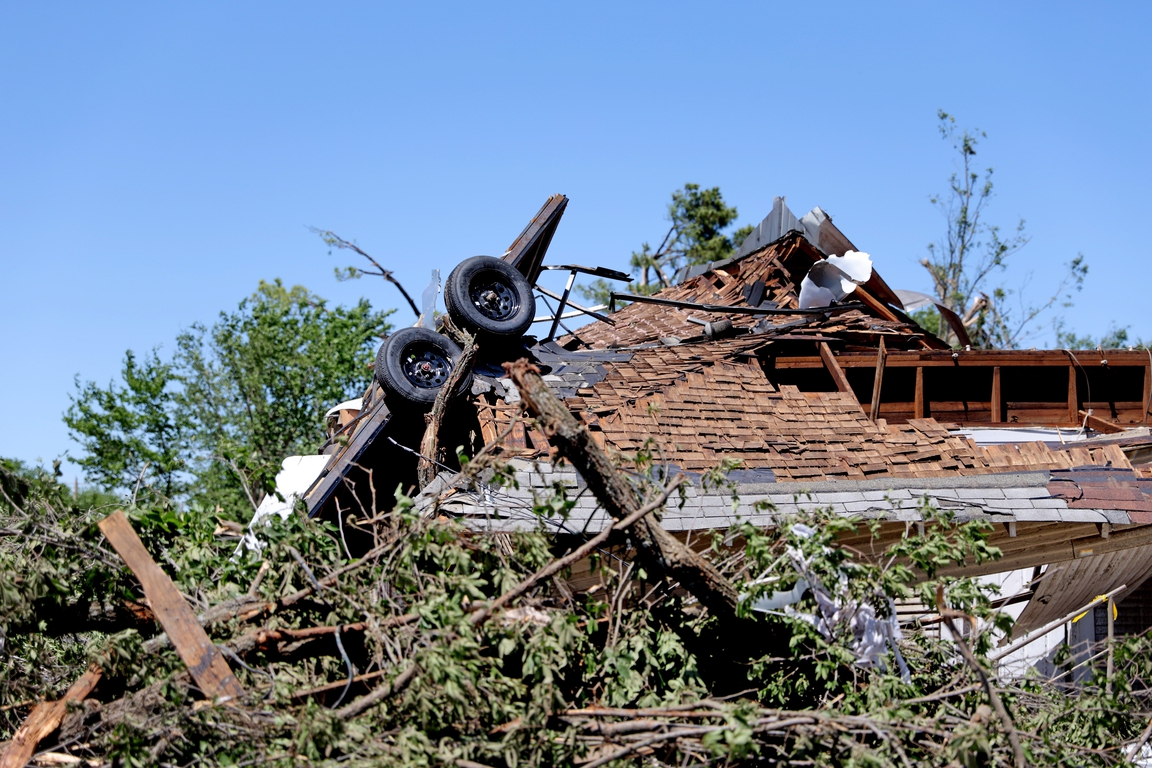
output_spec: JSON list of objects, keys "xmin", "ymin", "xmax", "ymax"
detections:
[{"xmin": 1063, "ymin": 349, "xmax": 1093, "ymax": 434}]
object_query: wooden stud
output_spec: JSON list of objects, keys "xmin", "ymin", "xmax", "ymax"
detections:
[
  {"xmin": 914, "ymin": 366, "xmax": 925, "ymax": 419},
  {"xmin": 869, "ymin": 337, "xmax": 887, "ymax": 422},
  {"xmin": 774, "ymin": 350, "xmax": 1152, "ymax": 369},
  {"xmin": 818, "ymin": 342, "xmax": 854, "ymax": 396},
  {"xmin": 992, "ymin": 366, "xmax": 1002, "ymax": 424},
  {"xmin": 98, "ymin": 511, "xmax": 244, "ymax": 702},
  {"xmin": 1143, "ymin": 359, "xmax": 1151, "ymax": 425},
  {"xmin": 1068, "ymin": 365, "xmax": 1079, "ymax": 425}
]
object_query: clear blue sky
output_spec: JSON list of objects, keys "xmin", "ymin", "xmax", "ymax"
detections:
[{"xmin": 2, "ymin": 2, "xmax": 1149, "ymax": 481}]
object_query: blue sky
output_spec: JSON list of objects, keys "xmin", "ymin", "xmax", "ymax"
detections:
[{"xmin": 2, "ymin": 2, "xmax": 1149, "ymax": 480}]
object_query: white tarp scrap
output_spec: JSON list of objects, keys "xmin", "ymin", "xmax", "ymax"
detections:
[
  {"xmin": 798, "ymin": 251, "xmax": 874, "ymax": 309},
  {"xmin": 749, "ymin": 522, "xmax": 909, "ymax": 679},
  {"xmin": 238, "ymin": 454, "xmax": 331, "ymax": 553}
]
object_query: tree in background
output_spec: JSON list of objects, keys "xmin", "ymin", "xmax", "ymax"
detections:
[
  {"xmin": 918, "ymin": 111, "xmax": 1087, "ymax": 349},
  {"xmin": 64, "ymin": 350, "xmax": 190, "ymax": 501},
  {"xmin": 1055, "ymin": 320, "xmax": 1147, "ymax": 350},
  {"xmin": 65, "ymin": 280, "xmax": 391, "ymax": 512},
  {"xmin": 580, "ymin": 183, "xmax": 752, "ymax": 305}
]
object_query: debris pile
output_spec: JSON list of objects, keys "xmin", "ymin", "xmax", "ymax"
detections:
[{"xmin": 5, "ymin": 194, "xmax": 1152, "ymax": 766}]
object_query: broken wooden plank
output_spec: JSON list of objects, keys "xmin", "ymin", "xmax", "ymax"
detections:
[
  {"xmin": 1079, "ymin": 409, "xmax": 1126, "ymax": 435},
  {"xmin": 0, "ymin": 664, "xmax": 101, "ymax": 768},
  {"xmin": 98, "ymin": 510, "xmax": 244, "ymax": 702},
  {"xmin": 818, "ymin": 342, "xmax": 853, "ymax": 395},
  {"xmin": 775, "ymin": 350, "xmax": 1152, "ymax": 368},
  {"xmin": 869, "ymin": 337, "xmax": 886, "ymax": 422}
]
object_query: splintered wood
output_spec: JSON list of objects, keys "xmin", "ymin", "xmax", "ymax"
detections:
[
  {"xmin": 0, "ymin": 666, "xmax": 102, "ymax": 768},
  {"xmin": 97, "ymin": 510, "xmax": 244, "ymax": 702}
]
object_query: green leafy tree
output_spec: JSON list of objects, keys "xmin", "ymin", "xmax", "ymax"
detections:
[
  {"xmin": 1054, "ymin": 321, "xmax": 1148, "ymax": 350},
  {"xmin": 64, "ymin": 350, "xmax": 190, "ymax": 501},
  {"xmin": 176, "ymin": 280, "xmax": 391, "ymax": 510},
  {"xmin": 65, "ymin": 280, "xmax": 391, "ymax": 512},
  {"xmin": 580, "ymin": 183, "xmax": 752, "ymax": 306},
  {"xmin": 921, "ymin": 111, "xmax": 1087, "ymax": 348}
]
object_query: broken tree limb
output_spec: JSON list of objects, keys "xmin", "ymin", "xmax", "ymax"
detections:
[
  {"xmin": 942, "ymin": 615, "xmax": 1026, "ymax": 768},
  {"xmin": 0, "ymin": 664, "xmax": 102, "ymax": 768},
  {"xmin": 311, "ymin": 228, "xmax": 421, "ymax": 319},
  {"xmin": 504, "ymin": 359, "xmax": 742, "ymax": 617},
  {"xmin": 469, "ymin": 474, "xmax": 687, "ymax": 627},
  {"xmin": 98, "ymin": 510, "xmax": 244, "ymax": 702},
  {"xmin": 418, "ymin": 330, "xmax": 478, "ymax": 489},
  {"xmin": 330, "ymin": 474, "xmax": 688, "ymax": 718},
  {"xmin": 937, "ymin": 586, "xmax": 1025, "ymax": 768}
]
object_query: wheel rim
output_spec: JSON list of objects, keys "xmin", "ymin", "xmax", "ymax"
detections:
[
  {"xmin": 468, "ymin": 273, "xmax": 520, "ymax": 321},
  {"xmin": 400, "ymin": 343, "xmax": 452, "ymax": 389}
]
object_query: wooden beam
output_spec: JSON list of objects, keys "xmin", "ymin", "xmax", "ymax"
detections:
[
  {"xmin": 818, "ymin": 342, "xmax": 854, "ymax": 395},
  {"xmin": 869, "ymin": 338, "xmax": 887, "ymax": 422},
  {"xmin": 1079, "ymin": 410, "xmax": 1126, "ymax": 435},
  {"xmin": 0, "ymin": 665, "xmax": 102, "ymax": 768},
  {"xmin": 98, "ymin": 511, "xmax": 244, "ymax": 702},
  {"xmin": 1144, "ymin": 359, "xmax": 1151, "ymax": 425},
  {"xmin": 1068, "ymin": 365, "xmax": 1079, "ymax": 425},
  {"xmin": 1073, "ymin": 524, "xmax": 1152, "ymax": 558},
  {"xmin": 992, "ymin": 366, "xmax": 1002, "ymax": 423},
  {"xmin": 851, "ymin": 285, "xmax": 901, "ymax": 323},
  {"xmin": 914, "ymin": 366, "xmax": 925, "ymax": 419}
]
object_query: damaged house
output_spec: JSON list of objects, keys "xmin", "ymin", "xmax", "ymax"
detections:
[{"xmin": 278, "ymin": 194, "xmax": 1152, "ymax": 677}]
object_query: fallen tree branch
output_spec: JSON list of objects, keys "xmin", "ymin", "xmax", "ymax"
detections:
[
  {"xmin": 469, "ymin": 474, "xmax": 686, "ymax": 626},
  {"xmin": 0, "ymin": 664, "xmax": 102, "ymax": 768},
  {"xmin": 938, "ymin": 585, "xmax": 1026, "ymax": 768},
  {"xmin": 330, "ymin": 476, "xmax": 685, "ymax": 717},
  {"xmin": 419, "ymin": 330, "xmax": 478, "ymax": 489},
  {"xmin": 504, "ymin": 359, "xmax": 743, "ymax": 618}
]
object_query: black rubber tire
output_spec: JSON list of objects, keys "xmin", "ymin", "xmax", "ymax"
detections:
[
  {"xmin": 374, "ymin": 327, "xmax": 473, "ymax": 407},
  {"xmin": 444, "ymin": 255, "xmax": 536, "ymax": 338}
]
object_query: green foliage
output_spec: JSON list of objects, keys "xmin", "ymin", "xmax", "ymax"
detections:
[
  {"xmin": 64, "ymin": 350, "xmax": 190, "ymax": 500},
  {"xmin": 65, "ymin": 280, "xmax": 392, "ymax": 511},
  {"xmin": 1055, "ymin": 320, "xmax": 1149, "ymax": 350},
  {"xmin": 4, "ymin": 454, "xmax": 1148, "ymax": 766},
  {"xmin": 580, "ymin": 183, "xmax": 752, "ymax": 306}
]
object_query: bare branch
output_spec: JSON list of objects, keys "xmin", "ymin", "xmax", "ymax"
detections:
[{"xmin": 310, "ymin": 227, "xmax": 421, "ymax": 319}]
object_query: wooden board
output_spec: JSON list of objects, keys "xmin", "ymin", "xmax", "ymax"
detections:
[
  {"xmin": 818, "ymin": 342, "xmax": 854, "ymax": 395},
  {"xmin": 98, "ymin": 511, "xmax": 244, "ymax": 702},
  {"xmin": 869, "ymin": 338, "xmax": 887, "ymax": 422}
]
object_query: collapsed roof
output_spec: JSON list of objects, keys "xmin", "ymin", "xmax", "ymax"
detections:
[{"xmin": 295, "ymin": 194, "xmax": 1152, "ymax": 646}]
